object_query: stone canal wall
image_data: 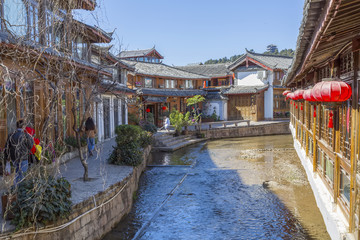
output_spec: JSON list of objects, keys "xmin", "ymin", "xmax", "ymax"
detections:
[
  {"xmin": 2, "ymin": 146, "xmax": 152, "ymax": 240},
  {"xmin": 203, "ymin": 121, "xmax": 290, "ymax": 139}
]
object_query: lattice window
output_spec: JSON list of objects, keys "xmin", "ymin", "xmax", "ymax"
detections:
[
  {"xmin": 318, "ymin": 65, "xmax": 331, "ymax": 80},
  {"xmin": 308, "ymin": 136, "xmax": 313, "ymax": 156},
  {"xmin": 340, "ymin": 52, "xmax": 354, "ymax": 75},
  {"xmin": 339, "ymin": 103, "xmax": 351, "ymax": 160}
]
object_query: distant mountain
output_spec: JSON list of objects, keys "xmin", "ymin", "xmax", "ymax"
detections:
[{"xmin": 203, "ymin": 45, "xmax": 294, "ymax": 65}]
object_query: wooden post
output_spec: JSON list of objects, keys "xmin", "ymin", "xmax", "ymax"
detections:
[
  {"xmin": 313, "ymin": 104, "xmax": 317, "ymax": 172},
  {"xmin": 334, "ymin": 108, "xmax": 340, "ymax": 204},
  {"xmin": 350, "ymin": 49, "xmax": 359, "ymax": 232}
]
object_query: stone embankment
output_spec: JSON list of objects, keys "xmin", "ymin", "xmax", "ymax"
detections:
[
  {"xmin": 0, "ymin": 146, "xmax": 151, "ymax": 240},
  {"xmin": 154, "ymin": 121, "xmax": 290, "ymax": 152}
]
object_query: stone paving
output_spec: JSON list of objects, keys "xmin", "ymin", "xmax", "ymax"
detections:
[{"xmin": 0, "ymin": 138, "xmax": 133, "ymax": 233}]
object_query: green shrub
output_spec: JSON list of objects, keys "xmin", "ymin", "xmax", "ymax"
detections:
[
  {"xmin": 115, "ymin": 125, "xmax": 143, "ymax": 145},
  {"xmin": 128, "ymin": 113, "xmax": 140, "ymax": 125},
  {"xmin": 109, "ymin": 125, "xmax": 153, "ymax": 166},
  {"xmin": 109, "ymin": 142, "xmax": 143, "ymax": 166},
  {"xmin": 64, "ymin": 136, "xmax": 87, "ymax": 149},
  {"xmin": 10, "ymin": 175, "xmax": 72, "ymax": 230},
  {"xmin": 142, "ymin": 122, "xmax": 157, "ymax": 133},
  {"xmin": 140, "ymin": 131, "xmax": 153, "ymax": 147}
]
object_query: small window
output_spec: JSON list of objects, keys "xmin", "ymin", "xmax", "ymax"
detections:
[
  {"xmin": 4, "ymin": 0, "xmax": 27, "ymax": 36},
  {"xmin": 185, "ymin": 80, "xmax": 193, "ymax": 89},
  {"xmin": 145, "ymin": 78, "xmax": 153, "ymax": 88},
  {"xmin": 165, "ymin": 80, "xmax": 176, "ymax": 88},
  {"xmin": 340, "ymin": 169, "xmax": 351, "ymax": 204},
  {"xmin": 139, "ymin": 57, "xmax": 144, "ymax": 62}
]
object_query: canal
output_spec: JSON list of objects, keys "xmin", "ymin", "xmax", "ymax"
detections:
[{"xmin": 103, "ymin": 135, "xmax": 330, "ymax": 240}]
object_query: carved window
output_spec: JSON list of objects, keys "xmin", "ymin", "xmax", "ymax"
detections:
[
  {"xmin": 339, "ymin": 102, "xmax": 351, "ymax": 160},
  {"xmin": 340, "ymin": 52, "xmax": 354, "ymax": 75}
]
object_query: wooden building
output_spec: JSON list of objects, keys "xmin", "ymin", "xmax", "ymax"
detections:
[
  {"xmin": 283, "ymin": 0, "xmax": 360, "ymax": 239},
  {"xmin": 177, "ymin": 63, "xmax": 234, "ymax": 120},
  {"xmin": 90, "ymin": 45, "xmax": 134, "ymax": 140},
  {"xmin": 228, "ymin": 50, "xmax": 292, "ymax": 120},
  {"xmin": 0, "ymin": 0, "xmax": 113, "ymax": 148},
  {"xmin": 119, "ymin": 48, "xmax": 209, "ymax": 127}
]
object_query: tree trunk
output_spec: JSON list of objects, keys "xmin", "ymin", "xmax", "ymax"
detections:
[{"xmin": 76, "ymin": 132, "xmax": 88, "ymax": 181}]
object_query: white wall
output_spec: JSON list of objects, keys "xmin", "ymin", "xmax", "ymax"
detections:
[
  {"xmin": 95, "ymin": 95, "xmax": 129, "ymax": 142},
  {"xmin": 264, "ymin": 72, "xmax": 274, "ymax": 119}
]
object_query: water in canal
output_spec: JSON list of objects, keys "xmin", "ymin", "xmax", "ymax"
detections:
[{"xmin": 103, "ymin": 135, "xmax": 330, "ymax": 240}]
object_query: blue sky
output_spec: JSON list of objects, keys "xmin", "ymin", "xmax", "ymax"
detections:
[{"xmin": 74, "ymin": 0, "xmax": 304, "ymax": 66}]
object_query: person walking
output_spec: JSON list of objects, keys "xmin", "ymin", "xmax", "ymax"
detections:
[
  {"xmin": 4, "ymin": 119, "xmax": 34, "ymax": 185},
  {"xmin": 85, "ymin": 117, "xmax": 96, "ymax": 156},
  {"xmin": 164, "ymin": 116, "xmax": 170, "ymax": 132}
]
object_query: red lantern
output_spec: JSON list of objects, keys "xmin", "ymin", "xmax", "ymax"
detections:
[
  {"xmin": 293, "ymin": 89, "xmax": 304, "ymax": 101},
  {"xmin": 300, "ymin": 103, "xmax": 303, "ymax": 111},
  {"xmin": 146, "ymin": 108, "xmax": 150, "ymax": 113},
  {"xmin": 311, "ymin": 80, "xmax": 352, "ymax": 129},
  {"xmin": 303, "ymin": 89, "xmax": 317, "ymax": 102},
  {"xmin": 34, "ymin": 138, "xmax": 40, "ymax": 145},
  {"xmin": 313, "ymin": 106, "xmax": 316, "ymax": 118},
  {"xmin": 282, "ymin": 90, "xmax": 291, "ymax": 96},
  {"xmin": 296, "ymin": 104, "xmax": 298, "ymax": 109},
  {"xmin": 312, "ymin": 81, "xmax": 352, "ymax": 102},
  {"xmin": 162, "ymin": 106, "xmax": 167, "ymax": 111}
]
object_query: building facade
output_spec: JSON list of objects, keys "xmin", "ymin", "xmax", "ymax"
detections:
[
  {"xmin": 227, "ymin": 50, "xmax": 292, "ymax": 121},
  {"xmin": 119, "ymin": 48, "xmax": 209, "ymax": 127},
  {"xmin": 283, "ymin": 0, "xmax": 360, "ymax": 239}
]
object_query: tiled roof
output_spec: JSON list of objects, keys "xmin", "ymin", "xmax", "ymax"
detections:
[
  {"xmin": 143, "ymin": 96, "xmax": 167, "ymax": 103},
  {"xmin": 118, "ymin": 47, "xmax": 164, "ymax": 59},
  {"xmin": 176, "ymin": 63, "xmax": 233, "ymax": 78},
  {"xmin": 229, "ymin": 50, "xmax": 292, "ymax": 71},
  {"xmin": 101, "ymin": 81, "xmax": 134, "ymax": 94},
  {"xmin": 205, "ymin": 91, "xmax": 228, "ymax": 100},
  {"xmin": 223, "ymin": 85, "xmax": 269, "ymax": 95},
  {"xmin": 120, "ymin": 60, "xmax": 209, "ymax": 80},
  {"xmin": 137, "ymin": 88, "xmax": 206, "ymax": 97}
]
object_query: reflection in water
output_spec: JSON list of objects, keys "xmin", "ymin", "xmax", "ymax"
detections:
[{"xmin": 103, "ymin": 135, "xmax": 330, "ymax": 240}]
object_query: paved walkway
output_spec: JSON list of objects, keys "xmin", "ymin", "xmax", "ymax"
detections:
[
  {"xmin": 0, "ymin": 138, "xmax": 133, "ymax": 233},
  {"xmin": 57, "ymin": 138, "xmax": 133, "ymax": 205}
]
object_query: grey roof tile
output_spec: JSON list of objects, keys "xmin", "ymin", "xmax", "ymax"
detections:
[
  {"xmin": 229, "ymin": 51, "xmax": 292, "ymax": 71},
  {"xmin": 118, "ymin": 47, "xmax": 164, "ymax": 59},
  {"xmin": 137, "ymin": 88, "xmax": 206, "ymax": 97},
  {"xmin": 223, "ymin": 85, "xmax": 269, "ymax": 95},
  {"xmin": 120, "ymin": 60, "xmax": 209, "ymax": 80},
  {"xmin": 205, "ymin": 91, "xmax": 228, "ymax": 100},
  {"xmin": 176, "ymin": 63, "xmax": 233, "ymax": 78}
]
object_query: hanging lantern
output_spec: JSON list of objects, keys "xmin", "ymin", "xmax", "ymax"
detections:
[
  {"xmin": 282, "ymin": 90, "xmax": 291, "ymax": 96},
  {"xmin": 296, "ymin": 104, "xmax": 298, "ymax": 109},
  {"xmin": 312, "ymin": 80, "xmax": 352, "ymax": 102},
  {"xmin": 311, "ymin": 80, "xmax": 352, "ymax": 129},
  {"xmin": 300, "ymin": 103, "xmax": 303, "ymax": 111},
  {"xmin": 303, "ymin": 89, "xmax": 317, "ymax": 102},
  {"xmin": 162, "ymin": 106, "xmax": 167, "ymax": 111},
  {"xmin": 146, "ymin": 108, "xmax": 150, "ymax": 113},
  {"xmin": 328, "ymin": 111, "xmax": 334, "ymax": 128},
  {"xmin": 313, "ymin": 105, "xmax": 316, "ymax": 118},
  {"xmin": 293, "ymin": 89, "xmax": 304, "ymax": 101}
]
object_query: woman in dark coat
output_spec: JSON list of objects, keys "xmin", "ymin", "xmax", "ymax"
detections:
[{"xmin": 85, "ymin": 117, "xmax": 96, "ymax": 156}]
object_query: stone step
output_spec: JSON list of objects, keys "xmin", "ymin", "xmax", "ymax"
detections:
[
  {"xmin": 165, "ymin": 136, "xmax": 196, "ymax": 147},
  {"xmin": 153, "ymin": 138, "xmax": 207, "ymax": 152}
]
